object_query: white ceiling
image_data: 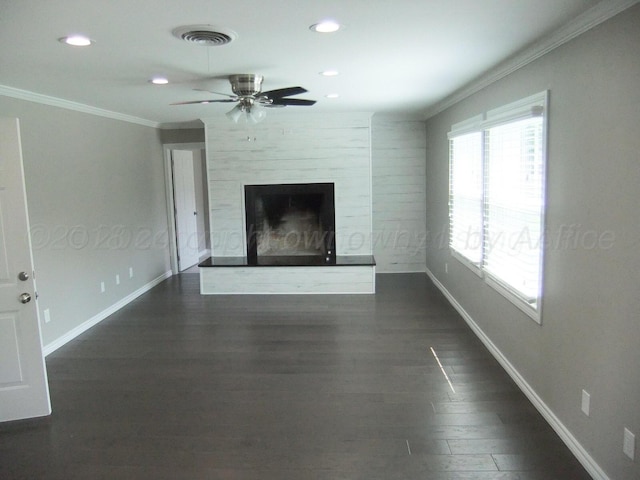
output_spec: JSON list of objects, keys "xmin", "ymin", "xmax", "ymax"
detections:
[{"xmin": 0, "ymin": 0, "xmax": 613, "ymax": 127}]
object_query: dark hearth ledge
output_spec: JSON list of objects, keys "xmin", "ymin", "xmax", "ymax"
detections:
[{"xmin": 199, "ymin": 255, "xmax": 376, "ymax": 267}]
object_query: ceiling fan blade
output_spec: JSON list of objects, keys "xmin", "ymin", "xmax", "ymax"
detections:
[
  {"xmin": 171, "ymin": 99, "xmax": 236, "ymax": 105},
  {"xmin": 262, "ymin": 86, "xmax": 308, "ymax": 99},
  {"xmin": 270, "ymin": 98, "xmax": 317, "ymax": 106},
  {"xmin": 193, "ymin": 88, "xmax": 237, "ymax": 99}
]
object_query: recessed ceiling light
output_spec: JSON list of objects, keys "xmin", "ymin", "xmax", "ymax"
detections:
[
  {"xmin": 59, "ymin": 35, "xmax": 93, "ymax": 46},
  {"xmin": 150, "ymin": 77, "xmax": 169, "ymax": 85},
  {"xmin": 320, "ymin": 70, "xmax": 339, "ymax": 77},
  {"xmin": 325, "ymin": 93, "xmax": 340, "ymax": 99},
  {"xmin": 310, "ymin": 20, "xmax": 341, "ymax": 33}
]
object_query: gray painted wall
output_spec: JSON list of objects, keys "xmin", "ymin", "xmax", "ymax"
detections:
[
  {"xmin": 424, "ymin": 7, "xmax": 640, "ymax": 479},
  {"xmin": 0, "ymin": 96, "xmax": 171, "ymax": 347},
  {"xmin": 372, "ymin": 114, "xmax": 427, "ymax": 272},
  {"xmin": 159, "ymin": 127, "xmax": 205, "ymax": 144}
]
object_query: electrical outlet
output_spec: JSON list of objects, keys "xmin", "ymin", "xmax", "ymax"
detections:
[
  {"xmin": 129, "ymin": 267, "xmax": 133, "ymax": 278},
  {"xmin": 100, "ymin": 281, "xmax": 105, "ymax": 293},
  {"xmin": 581, "ymin": 390, "xmax": 590, "ymax": 416},
  {"xmin": 116, "ymin": 274, "xmax": 120, "ymax": 285},
  {"xmin": 623, "ymin": 428, "xmax": 635, "ymax": 460},
  {"xmin": 43, "ymin": 309, "xmax": 51, "ymax": 324}
]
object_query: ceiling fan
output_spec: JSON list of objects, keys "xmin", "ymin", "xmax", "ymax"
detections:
[{"xmin": 172, "ymin": 74, "xmax": 316, "ymax": 123}]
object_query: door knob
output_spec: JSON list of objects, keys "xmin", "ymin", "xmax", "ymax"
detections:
[
  {"xmin": 19, "ymin": 293, "xmax": 31, "ymax": 304},
  {"xmin": 18, "ymin": 271, "xmax": 30, "ymax": 281}
]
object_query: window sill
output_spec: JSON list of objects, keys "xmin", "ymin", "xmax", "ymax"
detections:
[{"xmin": 450, "ymin": 249, "xmax": 542, "ymax": 325}]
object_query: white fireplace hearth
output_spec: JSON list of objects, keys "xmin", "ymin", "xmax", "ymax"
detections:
[{"xmin": 199, "ymin": 256, "xmax": 375, "ymax": 294}]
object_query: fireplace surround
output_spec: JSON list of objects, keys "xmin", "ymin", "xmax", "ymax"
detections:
[{"xmin": 200, "ymin": 112, "xmax": 375, "ymax": 294}]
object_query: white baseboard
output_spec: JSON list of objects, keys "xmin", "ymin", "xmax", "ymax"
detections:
[
  {"xmin": 43, "ymin": 270, "xmax": 172, "ymax": 357},
  {"xmin": 425, "ymin": 267, "xmax": 609, "ymax": 480}
]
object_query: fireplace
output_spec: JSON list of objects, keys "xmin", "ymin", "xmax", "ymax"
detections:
[{"xmin": 245, "ymin": 183, "xmax": 336, "ymax": 265}]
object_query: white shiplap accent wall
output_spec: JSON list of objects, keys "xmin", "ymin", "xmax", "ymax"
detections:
[
  {"xmin": 371, "ymin": 115, "xmax": 427, "ymax": 272},
  {"xmin": 203, "ymin": 113, "xmax": 373, "ymax": 258}
]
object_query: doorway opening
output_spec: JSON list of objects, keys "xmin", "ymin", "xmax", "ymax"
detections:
[{"xmin": 163, "ymin": 144, "xmax": 210, "ymax": 273}]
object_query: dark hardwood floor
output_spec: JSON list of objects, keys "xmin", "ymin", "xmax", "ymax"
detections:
[{"xmin": 1, "ymin": 273, "xmax": 591, "ymax": 479}]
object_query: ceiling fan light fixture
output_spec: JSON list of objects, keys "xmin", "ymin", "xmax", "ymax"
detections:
[
  {"xmin": 172, "ymin": 25, "xmax": 237, "ymax": 46},
  {"xmin": 248, "ymin": 106, "xmax": 267, "ymax": 124},
  {"xmin": 226, "ymin": 102, "xmax": 267, "ymax": 124},
  {"xmin": 226, "ymin": 104, "xmax": 244, "ymax": 123}
]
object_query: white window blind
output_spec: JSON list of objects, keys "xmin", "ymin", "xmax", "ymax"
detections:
[
  {"xmin": 449, "ymin": 132, "xmax": 483, "ymax": 265},
  {"xmin": 447, "ymin": 91, "xmax": 547, "ymax": 321},
  {"xmin": 484, "ymin": 116, "xmax": 545, "ymax": 306}
]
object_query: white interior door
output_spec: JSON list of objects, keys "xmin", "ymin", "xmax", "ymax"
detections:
[
  {"xmin": 0, "ymin": 118, "xmax": 51, "ymax": 422},
  {"xmin": 172, "ymin": 150, "xmax": 200, "ymax": 271}
]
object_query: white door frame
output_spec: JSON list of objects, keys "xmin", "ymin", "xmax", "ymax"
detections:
[{"xmin": 163, "ymin": 142, "xmax": 206, "ymax": 274}]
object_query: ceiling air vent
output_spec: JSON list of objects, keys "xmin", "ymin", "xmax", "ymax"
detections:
[{"xmin": 173, "ymin": 25, "xmax": 237, "ymax": 46}]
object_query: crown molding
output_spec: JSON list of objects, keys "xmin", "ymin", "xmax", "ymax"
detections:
[
  {"xmin": 0, "ymin": 85, "xmax": 159, "ymax": 128},
  {"xmin": 424, "ymin": 0, "xmax": 639, "ymax": 119}
]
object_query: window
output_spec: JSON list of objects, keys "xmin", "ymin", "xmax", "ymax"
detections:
[
  {"xmin": 449, "ymin": 123, "xmax": 483, "ymax": 265},
  {"xmin": 448, "ymin": 92, "xmax": 547, "ymax": 322}
]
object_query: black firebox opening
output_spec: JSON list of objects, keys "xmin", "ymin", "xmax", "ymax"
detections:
[{"xmin": 245, "ymin": 183, "xmax": 336, "ymax": 266}]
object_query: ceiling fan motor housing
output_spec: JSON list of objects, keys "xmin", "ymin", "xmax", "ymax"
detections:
[{"xmin": 230, "ymin": 74, "xmax": 263, "ymax": 97}]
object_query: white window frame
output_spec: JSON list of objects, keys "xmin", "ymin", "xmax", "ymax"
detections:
[{"xmin": 448, "ymin": 91, "xmax": 548, "ymax": 323}]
